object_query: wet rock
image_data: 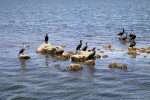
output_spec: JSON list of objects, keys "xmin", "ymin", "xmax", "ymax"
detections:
[
  {"xmin": 62, "ymin": 52, "xmax": 70, "ymax": 58},
  {"xmin": 100, "ymin": 51, "xmax": 104, "ymax": 53},
  {"xmin": 71, "ymin": 51, "xmax": 92, "ymax": 62},
  {"xmin": 85, "ymin": 35, "xmax": 92, "ymax": 37},
  {"xmin": 97, "ymin": 49, "xmax": 100, "ymax": 51},
  {"xmin": 136, "ymin": 53, "xmax": 140, "ymax": 56},
  {"xmin": 131, "ymin": 55, "xmax": 136, "ymax": 58},
  {"xmin": 67, "ymin": 51, "xmax": 76, "ymax": 55},
  {"xmin": 103, "ymin": 55, "xmax": 108, "ymax": 58},
  {"xmin": 95, "ymin": 55, "xmax": 101, "ymax": 59},
  {"xmin": 60, "ymin": 45, "xmax": 65, "ymax": 48},
  {"xmin": 19, "ymin": 54, "xmax": 30, "ymax": 59},
  {"xmin": 54, "ymin": 64, "xmax": 60, "ymax": 67},
  {"xmin": 117, "ymin": 65, "xmax": 127, "ymax": 69},
  {"xmin": 65, "ymin": 64, "xmax": 83, "ymax": 71},
  {"xmin": 108, "ymin": 62, "xmax": 117, "ymax": 68},
  {"xmin": 127, "ymin": 51, "xmax": 137, "ymax": 55},
  {"xmin": 103, "ymin": 45, "xmax": 111, "ymax": 49},
  {"xmin": 88, "ymin": 49, "xmax": 93, "ymax": 52},
  {"xmin": 146, "ymin": 51, "xmax": 150, "ymax": 54},
  {"xmin": 52, "ymin": 59, "xmax": 58, "ymax": 62},
  {"xmin": 136, "ymin": 48, "xmax": 140, "ymax": 50},
  {"xmin": 84, "ymin": 60, "xmax": 95, "ymax": 66},
  {"xmin": 36, "ymin": 43, "xmax": 64, "ymax": 55},
  {"xmin": 128, "ymin": 47, "xmax": 136, "ymax": 51},
  {"xmin": 147, "ymin": 47, "xmax": 150, "ymax": 50},
  {"xmin": 139, "ymin": 48, "xmax": 146, "ymax": 53},
  {"xmin": 119, "ymin": 36, "xmax": 126, "ymax": 40}
]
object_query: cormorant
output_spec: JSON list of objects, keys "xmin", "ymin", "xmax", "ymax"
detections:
[
  {"xmin": 18, "ymin": 43, "xmax": 25, "ymax": 56},
  {"xmin": 45, "ymin": 34, "xmax": 48, "ymax": 43},
  {"xmin": 129, "ymin": 40, "xmax": 136, "ymax": 48},
  {"xmin": 76, "ymin": 40, "xmax": 82, "ymax": 52},
  {"xmin": 130, "ymin": 34, "xmax": 136, "ymax": 40},
  {"xmin": 129, "ymin": 31, "xmax": 134, "ymax": 38},
  {"xmin": 88, "ymin": 47, "xmax": 96, "ymax": 59},
  {"xmin": 82, "ymin": 42, "xmax": 88, "ymax": 51},
  {"xmin": 118, "ymin": 28, "xmax": 125, "ymax": 36},
  {"xmin": 122, "ymin": 33, "xmax": 128, "ymax": 41}
]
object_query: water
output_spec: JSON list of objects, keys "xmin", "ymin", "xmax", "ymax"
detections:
[{"xmin": 0, "ymin": 0, "xmax": 150, "ymax": 99}]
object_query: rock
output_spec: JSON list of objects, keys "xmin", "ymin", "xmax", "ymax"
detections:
[
  {"xmin": 19, "ymin": 54, "xmax": 30, "ymax": 59},
  {"xmin": 67, "ymin": 51, "xmax": 76, "ymax": 55},
  {"xmin": 95, "ymin": 55, "xmax": 101, "ymax": 59},
  {"xmin": 136, "ymin": 48, "xmax": 140, "ymax": 50},
  {"xmin": 62, "ymin": 52, "xmax": 70, "ymax": 58},
  {"xmin": 119, "ymin": 36, "xmax": 126, "ymax": 40},
  {"xmin": 144, "ymin": 56, "xmax": 147, "ymax": 58},
  {"xmin": 54, "ymin": 64, "xmax": 60, "ymax": 67},
  {"xmin": 117, "ymin": 65, "xmax": 127, "ymax": 69},
  {"xmin": 139, "ymin": 48, "xmax": 146, "ymax": 53},
  {"xmin": 65, "ymin": 64, "xmax": 83, "ymax": 71},
  {"xmin": 88, "ymin": 49, "xmax": 93, "ymax": 52},
  {"xmin": 84, "ymin": 60, "xmax": 95, "ymax": 66},
  {"xmin": 103, "ymin": 55, "xmax": 108, "ymax": 58},
  {"xmin": 128, "ymin": 47, "xmax": 136, "ymax": 51},
  {"xmin": 36, "ymin": 43, "xmax": 64, "ymax": 55},
  {"xmin": 127, "ymin": 51, "xmax": 137, "ymax": 55},
  {"xmin": 124, "ymin": 40, "xmax": 130, "ymax": 43},
  {"xmin": 97, "ymin": 49, "xmax": 100, "ymax": 51},
  {"xmin": 60, "ymin": 45, "xmax": 65, "ymax": 48},
  {"xmin": 100, "ymin": 51, "xmax": 104, "ymax": 53},
  {"xmin": 52, "ymin": 59, "xmax": 58, "ymax": 62},
  {"xmin": 147, "ymin": 47, "xmax": 150, "ymax": 50},
  {"xmin": 136, "ymin": 53, "xmax": 140, "ymax": 56},
  {"xmin": 85, "ymin": 35, "xmax": 92, "ymax": 37},
  {"xmin": 103, "ymin": 45, "xmax": 111, "ymax": 49},
  {"xmin": 71, "ymin": 51, "xmax": 92, "ymax": 62},
  {"xmin": 146, "ymin": 51, "xmax": 150, "ymax": 54},
  {"xmin": 108, "ymin": 62, "xmax": 117, "ymax": 68}
]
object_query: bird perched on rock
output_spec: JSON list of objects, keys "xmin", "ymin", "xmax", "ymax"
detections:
[
  {"xmin": 18, "ymin": 43, "xmax": 25, "ymax": 56},
  {"xmin": 129, "ymin": 40, "xmax": 136, "ymax": 48},
  {"xmin": 88, "ymin": 47, "xmax": 96, "ymax": 59},
  {"xmin": 82, "ymin": 42, "xmax": 88, "ymax": 51},
  {"xmin": 118, "ymin": 28, "xmax": 125, "ymax": 36},
  {"xmin": 76, "ymin": 40, "xmax": 82, "ymax": 52},
  {"xmin": 129, "ymin": 31, "xmax": 134, "ymax": 38},
  {"xmin": 45, "ymin": 34, "xmax": 48, "ymax": 43},
  {"xmin": 130, "ymin": 34, "xmax": 136, "ymax": 40}
]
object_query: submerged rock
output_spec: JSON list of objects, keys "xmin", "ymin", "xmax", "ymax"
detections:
[
  {"xmin": 103, "ymin": 55, "xmax": 108, "ymax": 58},
  {"xmin": 95, "ymin": 55, "xmax": 101, "ymax": 59},
  {"xmin": 54, "ymin": 64, "xmax": 60, "ymax": 67},
  {"xmin": 127, "ymin": 51, "xmax": 137, "ymax": 55},
  {"xmin": 65, "ymin": 64, "xmax": 83, "ymax": 71},
  {"xmin": 36, "ymin": 43, "xmax": 64, "ymax": 55},
  {"xmin": 139, "ymin": 48, "xmax": 146, "ymax": 53},
  {"xmin": 108, "ymin": 62, "xmax": 117, "ymax": 68},
  {"xmin": 117, "ymin": 65, "xmax": 127, "ymax": 69},
  {"xmin": 19, "ymin": 54, "xmax": 30, "ymax": 59},
  {"xmin": 103, "ymin": 45, "xmax": 111, "ymax": 49},
  {"xmin": 67, "ymin": 51, "xmax": 76, "ymax": 55}
]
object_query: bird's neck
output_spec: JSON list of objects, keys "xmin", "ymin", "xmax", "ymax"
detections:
[{"xmin": 23, "ymin": 44, "xmax": 25, "ymax": 49}]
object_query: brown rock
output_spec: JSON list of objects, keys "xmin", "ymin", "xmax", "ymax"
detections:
[
  {"xmin": 128, "ymin": 51, "xmax": 137, "ymax": 55},
  {"xmin": 85, "ymin": 35, "xmax": 92, "ymax": 37},
  {"xmin": 139, "ymin": 48, "xmax": 146, "ymax": 53},
  {"xmin": 147, "ymin": 47, "xmax": 150, "ymax": 50},
  {"xmin": 100, "ymin": 51, "xmax": 104, "ymax": 53},
  {"xmin": 54, "ymin": 64, "xmax": 60, "ymax": 67},
  {"xmin": 119, "ymin": 36, "xmax": 126, "ymax": 40},
  {"xmin": 128, "ymin": 47, "xmax": 136, "ymax": 51},
  {"xmin": 88, "ymin": 49, "xmax": 93, "ymax": 52},
  {"xmin": 67, "ymin": 51, "xmax": 76, "ymax": 55},
  {"xmin": 52, "ymin": 59, "xmax": 58, "ymax": 62},
  {"xmin": 103, "ymin": 55, "xmax": 108, "ymax": 58},
  {"xmin": 95, "ymin": 55, "xmax": 101, "ymax": 59},
  {"xmin": 146, "ymin": 51, "xmax": 150, "ymax": 54},
  {"xmin": 97, "ymin": 49, "xmax": 100, "ymax": 51},
  {"xmin": 103, "ymin": 45, "xmax": 111, "ymax": 49},
  {"xmin": 108, "ymin": 62, "xmax": 117, "ymax": 68},
  {"xmin": 84, "ymin": 60, "xmax": 95, "ymax": 66},
  {"xmin": 60, "ymin": 45, "xmax": 65, "ymax": 48},
  {"xmin": 117, "ymin": 65, "xmax": 127, "ymax": 69},
  {"xmin": 65, "ymin": 64, "xmax": 83, "ymax": 71}
]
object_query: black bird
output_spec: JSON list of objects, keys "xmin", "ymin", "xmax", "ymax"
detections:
[
  {"xmin": 118, "ymin": 28, "xmax": 125, "ymax": 36},
  {"xmin": 129, "ymin": 31, "xmax": 134, "ymax": 38},
  {"xmin": 130, "ymin": 34, "xmax": 136, "ymax": 40},
  {"xmin": 129, "ymin": 40, "xmax": 136, "ymax": 48},
  {"xmin": 122, "ymin": 33, "xmax": 128, "ymax": 41},
  {"xmin": 18, "ymin": 43, "xmax": 25, "ymax": 56},
  {"xmin": 76, "ymin": 40, "xmax": 82, "ymax": 52},
  {"xmin": 82, "ymin": 42, "xmax": 88, "ymax": 51},
  {"xmin": 88, "ymin": 47, "xmax": 96, "ymax": 59},
  {"xmin": 45, "ymin": 34, "xmax": 48, "ymax": 43}
]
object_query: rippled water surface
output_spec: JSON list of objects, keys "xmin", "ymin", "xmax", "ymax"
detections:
[{"xmin": 1, "ymin": 0, "xmax": 150, "ymax": 99}]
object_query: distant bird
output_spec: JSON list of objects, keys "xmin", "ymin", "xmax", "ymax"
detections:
[
  {"xmin": 82, "ymin": 42, "xmax": 88, "ymax": 51},
  {"xmin": 18, "ymin": 43, "xmax": 25, "ymax": 56},
  {"xmin": 45, "ymin": 34, "xmax": 48, "ymax": 43},
  {"xmin": 88, "ymin": 47, "xmax": 96, "ymax": 59},
  {"xmin": 76, "ymin": 40, "xmax": 82, "ymax": 52},
  {"xmin": 122, "ymin": 33, "xmax": 128, "ymax": 41},
  {"xmin": 130, "ymin": 34, "xmax": 136, "ymax": 40},
  {"xmin": 129, "ymin": 40, "xmax": 136, "ymax": 48},
  {"xmin": 118, "ymin": 28, "xmax": 125, "ymax": 36}
]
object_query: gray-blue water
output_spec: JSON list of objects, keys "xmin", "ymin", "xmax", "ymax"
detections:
[{"xmin": 0, "ymin": 0, "xmax": 150, "ymax": 99}]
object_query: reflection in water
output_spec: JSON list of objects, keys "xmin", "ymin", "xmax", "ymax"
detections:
[
  {"xmin": 45, "ymin": 55, "xmax": 50, "ymax": 66},
  {"xmin": 19, "ymin": 59, "xmax": 29, "ymax": 73}
]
